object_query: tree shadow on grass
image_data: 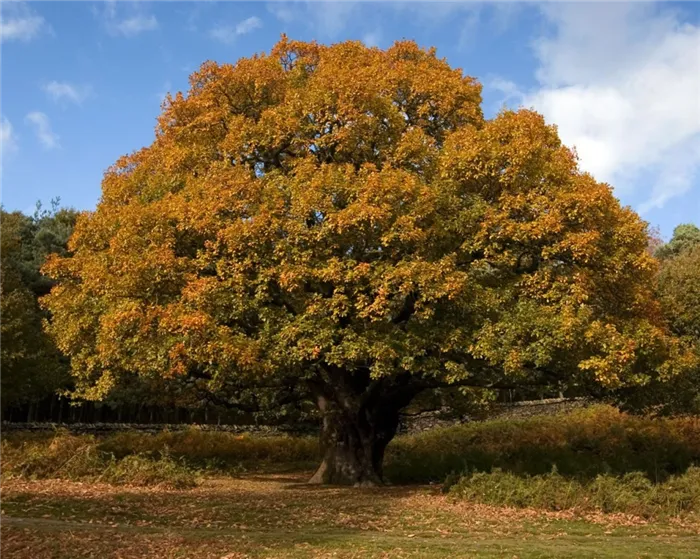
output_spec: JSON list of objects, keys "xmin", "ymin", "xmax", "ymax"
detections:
[
  {"xmin": 2, "ymin": 475, "xmax": 428, "ymax": 557},
  {"xmin": 1, "ymin": 474, "xmax": 423, "ymax": 532}
]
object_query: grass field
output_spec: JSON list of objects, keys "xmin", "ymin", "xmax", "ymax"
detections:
[
  {"xmin": 2, "ymin": 472, "xmax": 700, "ymax": 558},
  {"xmin": 3, "ymin": 407, "xmax": 700, "ymax": 557}
]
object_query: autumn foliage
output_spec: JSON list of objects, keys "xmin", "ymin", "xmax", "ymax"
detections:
[{"xmin": 42, "ymin": 37, "xmax": 693, "ymax": 484}]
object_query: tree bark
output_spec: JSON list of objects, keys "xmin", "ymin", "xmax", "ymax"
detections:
[{"xmin": 308, "ymin": 393, "xmax": 401, "ymax": 486}]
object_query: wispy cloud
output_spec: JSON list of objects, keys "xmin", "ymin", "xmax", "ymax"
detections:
[
  {"xmin": 266, "ymin": 3, "xmax": 295, "ymax": 24},
  {"xmin": 236, "ymin": 16, "xmax": 263, "ymax": 36},
  {"xmin": 1, "ymin": 116, "xmax": 18, "ymax": 174},
  {"xmin": 1, "ymin": 117, "xmax": 17, "ymax": 152},
  {"xmin": 209, "ymin": 16, "xmax": 262, "ymax": 44},
  {"xmin": 0, "ymin": 2, "xmax": 49, "ymax": 43},
  {"xmin": 25, "ymin": 112, "xmax": 60, "ymax": 150},
  {"xmin": 485, "ymin": 77, "xmax": 522, "ymax": 112},
  {"xmin": 43, "ymin": 81, "xmax": 92, "ymax": 105},
  {"xmin": 111, "ymin": 14, "xmax": 158, "ymax": 37},
  {"xmin": 95, "ymin": 2, "xmax": 159, "ymax": 37}
]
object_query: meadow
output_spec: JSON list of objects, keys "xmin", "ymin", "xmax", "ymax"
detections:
[{"xmin": 2, "ymin": 405, "xmax": 700, "ymax": 558}]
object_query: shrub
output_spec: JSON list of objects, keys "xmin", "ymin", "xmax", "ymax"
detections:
[
  {"xmin": 1, "ymin": 427, "xmax": 319, "ymax": 483},
  {"xmin": 449, "ymin": 466, "xmax": 700, "ymax": 518},
  {"xmin": 99, "ymin": 452, "xmax": 197, "ymax": 489},
  {"xmin": 3, "ymin": 405, "xmax": 699, "ymax": 491},
  {"xmin": 384, "ymin": 405, "xmax": 700, "ymax": 483},
  {"xmin": 1, "ymin": 430, "xmax": 197, "ymax": 488},
  {"xmin": 98, "ymin": 428, "xmax": 319, "ymax": 469}
]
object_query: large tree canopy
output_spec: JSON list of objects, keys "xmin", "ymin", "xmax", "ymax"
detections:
[{"xmin": 43, "ymin": 38, "xmax": 693, "ymax": 484}]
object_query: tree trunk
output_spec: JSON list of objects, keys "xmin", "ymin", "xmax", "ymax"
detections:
[{"xmin": 308, "ymin": 394, "xmax": 400, "ymax": 486}]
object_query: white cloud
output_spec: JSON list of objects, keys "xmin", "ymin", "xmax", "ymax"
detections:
[
  {"xmin": 1, "ymin": 117, "xmax": 18, "ymax": 175},
  {"xmin": 208, "ymin": 26, "xmax": 235, "ymax": 44},
  {"xmin": 1, "ymin": 117, "xmax": 17, "ymax": 153},
  {"xmin": 25, "ymin": 112, "xmax": 60, "ymax": 150},
  {"xmin": 95, "ymin": 3, "xmax": 159, "ymax": 37},
  {"xmin": 275, "ymin": 2, "xmax": 697, "ymax": 216},
  {"xmin": 43, "ymin": 81, "xmax": 92, "ymax": 105},
  {"xmin": 210, "ymin": 16, "xmax": 262, "ymax": 44},
  {"xmin": 111, "ymin": 14, "xmax": 158, "ymax": 37},
  {"xmin": 0, "ymin": 2, "xmax": 48, "ymax": 43},
  {"xmin": 236, "ymin": 16, "xmax": 262, "ymax": 36},
  {"xmin": 503, "ymin": 3, "xmax": 700, "ymax": 213}
]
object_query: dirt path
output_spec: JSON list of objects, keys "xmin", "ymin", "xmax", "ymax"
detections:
[{"xmin": 2, "ymin": 475, "xmax": 700, "ymax": 558}]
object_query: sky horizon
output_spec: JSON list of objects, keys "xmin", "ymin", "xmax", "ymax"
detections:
[{"xmin": 1, "ymin": 1, "xmax": 699, "ymax": 239}]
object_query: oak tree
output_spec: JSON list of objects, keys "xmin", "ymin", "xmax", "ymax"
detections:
[{"xmin": 43, "ymin": 38, "xmax": 692, "ymax": 484}]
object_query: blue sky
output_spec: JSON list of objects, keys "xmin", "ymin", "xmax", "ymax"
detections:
[{"xmin": 1, "ymin": 1, "xmax": 699, "ymax": 239}]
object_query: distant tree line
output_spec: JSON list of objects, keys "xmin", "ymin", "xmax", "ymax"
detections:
[
  {"xmin": 2, "ymin": 200, "xmax": 75, "ymax": 418},
  {"xmin": 613, "ymin": 223, "xmax": 700, "ymax": 414}
]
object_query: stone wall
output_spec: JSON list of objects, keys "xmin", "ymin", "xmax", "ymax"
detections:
[
  {"xmin": 397, "ymin": 397, "xmax": 590, "ymax": 434},
  {"xmin": 2, "ymin": 398, "xmax": 590, "ymax": 436}
]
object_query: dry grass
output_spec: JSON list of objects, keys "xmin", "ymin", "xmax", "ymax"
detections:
[
  {"xmin": 0, "ymin": 432, "xmax": 198, "ymax": 488},
  {"xmin": 2, "ymin": 474, "xmax": 700, "ymax": 558},
  {"xmin": 3, "ymin": 405, "xmax": 700, "ymax": 556},
  {"xmin": 5, "ymin": 405, "xmax": 700, "ymax": 486}
]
